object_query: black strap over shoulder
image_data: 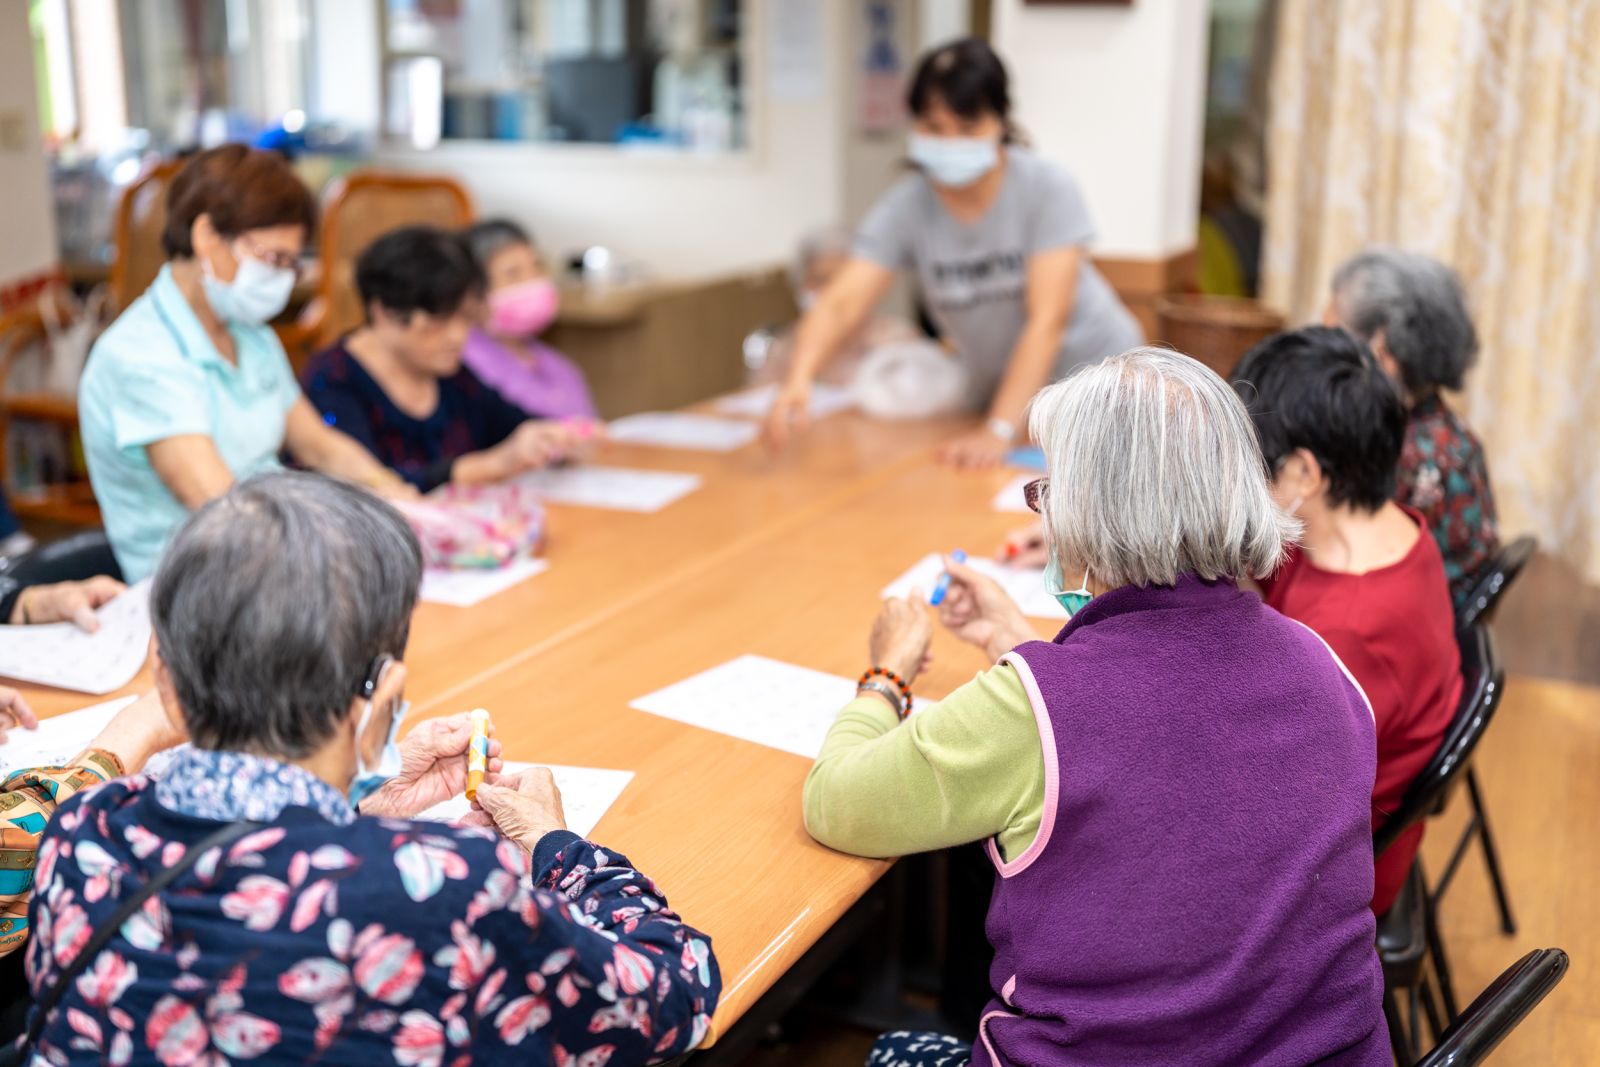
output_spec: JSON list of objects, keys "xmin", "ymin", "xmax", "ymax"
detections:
[{"xmin": 6, "ymin": 819, "xmax": 261, "ymax": 1062}]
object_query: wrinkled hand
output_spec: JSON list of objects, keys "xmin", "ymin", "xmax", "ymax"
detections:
[
  {"xmin": 938, "ymin": 429, "xmax": 1010, "ymax": 470},
  {"xmin": 473, "ymin": 767, "xmax": 567, "ymax": 852},
  {"xmin": 14, "ymin": 577, "xmax": 127, "ymax": 631},
  {"xmin": 0, "ymin": 687, "xmax": 38, "ymax": 745},
  {"xmin": 869, "ymin": 593, "xmax": 934, "ymax": 682},
  {"xmin": 359, "ymin": 712, "xmax": 504, "ymax": 820},
  {"xmin": 937, "ymin": 555, "xmax": 1036, "ymax": 661},
  {"xmin": 520, "ymin": 421, "xmax": 585, "ymax": 469},
  {"xmin": 371, "ymin": 477, "xmax": 421, "ymax": 503},
  {"xmin": 88, "ymin": 690, "xmax": 187, "ymax": 772},
  {"xmin": 997, "ymin": 522, "xmax": 1048, "ymax": 568},
  {"xmin": 763, "ymin": 379, "xmax": 812, "ymax": 451}
]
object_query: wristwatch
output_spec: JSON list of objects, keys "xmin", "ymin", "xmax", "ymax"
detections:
[{"xmin": 985, "ymin": 417, "xmax": 1018, "ymax": 443}]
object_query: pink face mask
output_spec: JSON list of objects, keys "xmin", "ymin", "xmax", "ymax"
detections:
[{"xmin": 488, "ymin": 279, "xmax": 559, "ymax": 338}]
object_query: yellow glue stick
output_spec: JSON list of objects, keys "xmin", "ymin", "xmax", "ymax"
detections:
[{"xmin": 466, "ymin": 707, "xmax": 491, "ymax": 801}]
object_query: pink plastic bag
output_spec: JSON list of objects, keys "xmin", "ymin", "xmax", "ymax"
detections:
[{"xmin": 392, "ymin": 482, "xmax": 546, "ymax": 569}]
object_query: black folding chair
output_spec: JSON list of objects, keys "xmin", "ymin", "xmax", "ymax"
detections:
[
  {"xmin": 1375, "ymin": 623, "xmax": 1505, "ymax": 1062},
  {"xmin": 1455, "ymin": 535, "xmax": 1536, "ymax": 631},
  {"xmin": 1440, "ymin": 535, "xmax": 1534, "ymax": 939},
  {"xmin": 1415, "ymin": 948, "xmax": 1568, "ymax": 1067}
]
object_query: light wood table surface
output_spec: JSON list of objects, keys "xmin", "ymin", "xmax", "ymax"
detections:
[
  {"xmin": 8, "ymin": 406, "xmax": 1049, "ymax": 1045},
  {"xmin": 398, "ymin": 449, "xmax": 1060, "ymax": 1042}
]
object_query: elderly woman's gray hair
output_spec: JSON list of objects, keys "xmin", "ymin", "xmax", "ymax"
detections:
[
  {"xmin": 1329, "ymin": 248, "xmax": 1478, "ymax": 396},
  {"xmin": 151, "ymin": 471, "xmax": 423, "ymax": 758},
  {"xmin": 463, "ymin": 218, "xmax": 535, "ymax": 271},
  {"xmin": 791, "ymin": 226, "xmax": 854, "ymax": 292},
  {"xmin": 1028, "ymin": 347, "xmax": 1297, "ymax": 589}
]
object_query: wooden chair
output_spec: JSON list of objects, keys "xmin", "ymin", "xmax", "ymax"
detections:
[
  {"xmin": 109, "ymin": 159, "xmax": 183, "ymax": 314},
  {"xmin": 0, "ymin": 161, "xmax": 187, "ymax": 529},
  {"xmin": 288, "ymin": 171, "xmax": 474, "ymax": 362},
  {"xmin": 0, "ymin": 293, "xmax": 100, "ymax": 526}
]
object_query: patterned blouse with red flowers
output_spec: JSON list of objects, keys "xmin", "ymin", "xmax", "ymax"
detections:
[
  {"xmin": 1395, "ymin": 393, "xmax": 1500, "ymax": 611},
  {"xmin": 20, "ymin": 747, "xmax": 720, "ymax": 1065}
]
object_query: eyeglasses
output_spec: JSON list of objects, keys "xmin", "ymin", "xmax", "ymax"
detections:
[
  {"xmin": 1023, "ymin": 478, "xmax": 1048, "ymax": 514},
  {"xmin": 233, "ymin": 234, "xmax": 301, "ymax": 273}
]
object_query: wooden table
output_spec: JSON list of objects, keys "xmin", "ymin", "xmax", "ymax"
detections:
[{"xmin": 10, "ymin": 406, "xmax": 1051, "ymax": 1046}]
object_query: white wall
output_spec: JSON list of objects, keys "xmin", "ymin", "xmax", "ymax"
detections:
[
  {"xmin": 993, "ymin": 0, "xmax": 1210, "ymax": 260},
  {"xmin": 0, "ymin": 3, "xmax": 60, "ymax": 287},
  {"xmin": 378, "ymin": 0, "xmax": 854, "ymax": 279}
]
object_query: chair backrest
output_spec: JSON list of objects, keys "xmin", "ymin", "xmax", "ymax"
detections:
[
  {"xmin": 1416, "ymin": 948, "xmax": 1568, "ymax": 1066},
  {"xmin": 1456, "ymin": 535, "xmax": 1537, "ymax": 630},
  {"xmin": 1374, "ymin": 623, "xmax": 1503, "ymax": 856},
  {"xmin": 304, "ymin": 171, "xmax": 474, "ymax": 350},
  {"xmin": 109, "ymin": 160, "xmax": 184, "ymax": 314},
  {"xmin": 0, "ymin": 529, "xmax": 122, "ymax": 587}
]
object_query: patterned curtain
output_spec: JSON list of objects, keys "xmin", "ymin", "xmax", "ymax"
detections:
[{"xmin": 1261, "ymin": 0, "xmax": 1600, "ymax": 583}]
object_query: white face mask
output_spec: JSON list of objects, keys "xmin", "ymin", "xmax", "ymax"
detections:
[
  {"xmin": 348, "ymin": 697, "xmax": 408, "ymax": 809},
  {"xmin": 907, "ymin": 133, "xmax": 1000, "ymax": 188},
  {"xmin": 202, "ymin": 248, "xmax": 296, "ymax": 325}
]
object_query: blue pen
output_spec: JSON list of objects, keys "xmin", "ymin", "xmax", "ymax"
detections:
[{"xmin": 929, "ymin": 549, "xmax": 967, "ymax": 606}]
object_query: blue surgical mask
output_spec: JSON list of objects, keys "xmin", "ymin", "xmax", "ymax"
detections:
[
  {"xmin": 348, "ymin": 698, "xmax": 409, "ymax": 809},
  {"xmin": 1045, "ymin": 557, "xmax": 1094, "ymax": 617},
  {"xmin": 202, "ymin": 250, "xmax": 296, "ymax": 325},
  {"xmin": 907, "ymin": 133, "xmax": 1000, "ymax": 188}
]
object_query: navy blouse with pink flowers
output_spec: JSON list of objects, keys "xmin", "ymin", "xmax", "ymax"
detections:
[{"xmin": 21, "ymin": 748, "xmax": 719, "ymax": 1065}]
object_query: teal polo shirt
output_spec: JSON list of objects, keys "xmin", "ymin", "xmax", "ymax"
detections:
[{"xmin": 79, "ymin": 264, "xmax": 301, "ymax": 581}]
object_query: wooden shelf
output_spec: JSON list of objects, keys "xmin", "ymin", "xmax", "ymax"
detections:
[
  {"xmin": 9, "ymin": 482, "xmax": 100, "ymax": 526},
  {"xmin": 4, "ymin": 393, "xmax": 80, "ymax": 424}
]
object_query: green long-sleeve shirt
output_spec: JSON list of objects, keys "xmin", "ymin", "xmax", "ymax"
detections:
[{"xmin": 803, "ymin": 662, "xmax": 1047, "ymax": 862}]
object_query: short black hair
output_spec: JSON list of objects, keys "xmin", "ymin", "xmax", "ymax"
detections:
[
  {"xmin": 462, "ymin": 218, "xmax": 534, "ymax": 270},
  {"xmin": 355, "ymin": 225, "xmax": 485, "ymax": 321},
  {"xmin": 152, "ymin": 472, "xmax": 423, "ymax": 759},
  {"xmin": 907, "ymin": 37, "xmax": 1012, "ymax": 132},
  {"xmin": 1230, "ymin": 326, "xmax": 1406, "ymax": 512}
]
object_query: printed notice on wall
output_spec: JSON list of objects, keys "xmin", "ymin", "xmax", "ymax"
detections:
[{"xmin": 767, "ymin": 0, "xmax": 825, "ymax": 99}]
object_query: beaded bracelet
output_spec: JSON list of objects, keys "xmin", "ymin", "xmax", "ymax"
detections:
[{"xmin": 858, "ymin": 666, "xmax": 913, "ymax": 720}]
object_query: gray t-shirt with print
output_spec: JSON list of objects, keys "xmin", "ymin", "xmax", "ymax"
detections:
[{"xmin": 854, "ymin": 147, "xmax": 1144, "ymax": 406}]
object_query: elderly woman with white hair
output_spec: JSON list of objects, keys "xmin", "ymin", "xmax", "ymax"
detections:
[
  {"xmin": 747, "ymin": 226, "xmax": 929, "ymax": 392},
  {"xmin": 1326, "ymin": 248, "xmax": 1498, "ymax": 608},
  {"xmin": 804, "ymin": 348, "xmax": 1389, "ymax": 1067}
]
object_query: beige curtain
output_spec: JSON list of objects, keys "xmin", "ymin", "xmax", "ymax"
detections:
[{"xmin": 1262, "ymin": 0, "xmax": 1600, "ymax": 584}]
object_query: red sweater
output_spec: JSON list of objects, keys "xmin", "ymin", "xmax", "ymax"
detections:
[{"xmin": 1260, "ymin": 506, "xmax": 1461, "ymax": 915}]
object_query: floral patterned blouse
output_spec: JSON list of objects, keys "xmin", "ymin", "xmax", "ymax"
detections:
[
  {"xmin": 1395, "ymin": 394, "xmax": 1500, "ymax": 611},
  {"xmin": 22, "ymin": 748, "xmax": 720, "ymax": 1065}
]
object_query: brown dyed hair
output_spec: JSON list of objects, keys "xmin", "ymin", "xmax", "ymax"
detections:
[{"xmin": 161, "ymin": 145, "xmax": 317, "ymax": 258}]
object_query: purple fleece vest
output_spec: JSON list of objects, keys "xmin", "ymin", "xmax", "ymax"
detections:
[{"xmin": 974, "ymin": 576, "xmax": 1389, "ymax": 1067}]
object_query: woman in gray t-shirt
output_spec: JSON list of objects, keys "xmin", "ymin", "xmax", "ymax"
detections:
[{"xmin": 766, "ymin": 38, "xmax": 1143, "ymax": 469}]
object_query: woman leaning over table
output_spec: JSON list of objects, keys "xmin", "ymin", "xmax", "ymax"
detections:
[
  {"xmin": 19, "ymin": 472, "xmax": 718, "ymax": 1065},
  {"xmin": 765, "ymin": 37, "xmax": 1142, "ymax": 468},
  {"xmin": 79, "ymin": 145, "xmax": 412, "ymax": 582},
  {"xmin": 804, "ymin": 349, "xmax": 1388, "ymax": 1067}
]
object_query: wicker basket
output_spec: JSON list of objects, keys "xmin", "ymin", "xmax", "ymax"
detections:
[{"xmin": 1153, "ymin": 295, "xmax": 1285, "ymax": 380}]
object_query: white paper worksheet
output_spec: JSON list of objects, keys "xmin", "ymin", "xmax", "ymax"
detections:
[
  {"xmin": 0, "ymin": 580, "xmax": 153, "ymax": 694},
  {"xmin": 606, "ymin": 412, "xmax": 760, "ymax": 452},
  {"xmin": 517, "ymin": 467, "xmax": 702, "ymax": 512},
  {"xmin": 991, "ymin": 473, "xmax": 1036, "ymax": 514},
  {"xmin": 713, "ymin": 383, "xmax": 856, "ymax": 420},
  {"xmin": 883, "ymin": 553, "xmax": 1068, "ymax": 622},
  {"xmin": 419, "ymin": 556, "xmax": 549, "ymax": 607},
  {"xmin": 418, "ymin": 762, "xmax": 634, "ymax": 840},
  {"xmin": 630, "ymin": 654, "xmax": 925, "ymax": 760},
  {"xmin": 0, "ymin": 695, "xmax": 138, "ymax": 776}
]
